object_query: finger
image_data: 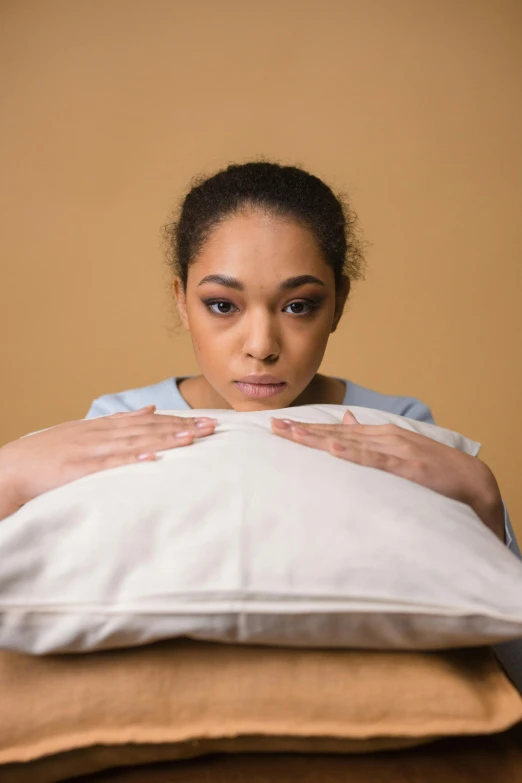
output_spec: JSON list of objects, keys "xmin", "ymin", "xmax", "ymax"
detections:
[
  {"xmin": 309, "ymin": 423, "xmax": 419, "ymax": 450},
  {"xmin": 78, "ymin": 451, "xmax": 160, "ymax": 477},
  {"xmin": 86, "ymin": 429, "xmax": 200, "ymax": 459},
  {"xmin": 109, "ymin": 405, "xmax": 157, "ymax": 418},
  {"xmin": 342, "ymin": 410, "xmax": 359, "ymax": 425},
  {"xmin": 275, "ymin": 429, "xmax": 399, "ymax": 471},
  {"xmin": 158, "ymin": 416, "xmax": 218, "ymax": 434},
  {"xmin": 291, "ymin": 428, "xmax": 402, "ymax": 455},
  {"xmin": 275, "ymin": 426, "xmax": 355, "ymax": 459},
  {"xmin": 272, "ymin": 424, "xmax": 394, "ymax": 458},
  {"xmin": 270, "ymin": 419, "xmax": 366, "ymax": 438},
  {"xmin": 107, "ymin": 415, "xmax": 217, "ymax": 435},
  {"xmin": 102, "ymin": 419, "xmax": 216, "ymax": 442},
  {"xmin": 82, "ymin": 431, "xmax": 198, "ymax": 468},
  {"xmin": 154, "ymin": 413, "xmax": 218, "ymax": 427},
  {"xmin": 271, "ymin": 419, "xmax": 399, "ymax": 438},
  {"xmin": 271, "ymin": 425, "xmax": 333, "ymax": 452}
]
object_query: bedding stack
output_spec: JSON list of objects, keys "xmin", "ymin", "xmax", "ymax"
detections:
[{"xmin": 1, "ymin": 404, "xmax": 522, "ymax": 782}]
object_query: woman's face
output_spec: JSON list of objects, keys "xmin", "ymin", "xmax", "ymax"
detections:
[{"xmin": 173, "ymin": 209, "xmax": 348, "ymax": 411}]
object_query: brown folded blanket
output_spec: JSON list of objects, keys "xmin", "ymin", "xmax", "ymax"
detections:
[
  {"xmin": 1, "ymin": 639, "xmax": 521, "ymax": 783},
  {"xmin": 68, "ymin": 725, "xmax": 522, "ymax": 783}
]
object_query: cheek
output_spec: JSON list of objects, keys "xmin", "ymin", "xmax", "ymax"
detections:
[
  {"xmin": 190, "ymin": 323, "xmax": 227, "ymax": 364},
  {"xmin": 293, "ymin": 316, "xmax": 333, "ymax": 347}
]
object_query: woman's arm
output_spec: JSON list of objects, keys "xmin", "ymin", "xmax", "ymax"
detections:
[
  {"xmin": 0, "ymin": 408, "xmax": 216, "ymax": 522},
  {"xmin": 272, "ymin": 403, "xmax": 522, "ymax": 693},
  {"xmin": 404, "ymin": 402, "xmax": 520, "ymax": 551},
  {"xmin": 0, "ymin": 466, "xmax": 22, "ymax": 522},
  {"xmin": 407, "ymin": 409, "xmax": 522, "ymax": 691}
]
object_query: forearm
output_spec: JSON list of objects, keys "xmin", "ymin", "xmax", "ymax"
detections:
[
  {"xmin": 0, "ymin": 481, "xmax": 20, "ymax": 522},
  {"xmin": 472, "ymin": 496, "xmax": 506, "ymax": 542},
  {"xmin": 0, "ymin": 447, "xmax": 22, "ymax": 522},
  {"xmin": 0, "ymin": 500, "xmax": 18, "ymax": 522},
  {"xmin": 465, "ymin": 459, "xmax": 507, "ymax": 542}
]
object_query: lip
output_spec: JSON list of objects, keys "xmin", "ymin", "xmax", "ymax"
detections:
[
  {"xmin": 236, "ymin": 374, "xmax": 284, "ymax": 384},
  {"xmin": 234, "ymin": 377, "xmax": 287, "ymax": 399}
]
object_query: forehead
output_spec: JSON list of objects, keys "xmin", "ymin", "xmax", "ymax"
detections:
[{"xmin": 190, "ymin": 210, "xmax": 329, "ymax": 281}]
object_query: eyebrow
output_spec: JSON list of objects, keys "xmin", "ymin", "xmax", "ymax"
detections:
[{"xmin": 197, "ymin": 274, "xmax": 326, "ymax": 291}]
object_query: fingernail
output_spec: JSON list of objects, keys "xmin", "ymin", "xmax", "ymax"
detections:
[
  {"xmin": 196, "ymin": 419, "xmax": 216, "ymax": 429},
  {"xmin": 195, "ymin": 417, "xmax": 217, "ymax": 424},
  {"xmin": 137, "ymin": 452, "xmax": 156, "ymax": 461},
  {"xmin": 272, "ymin": 418, "xmax": 291, "ymax": 429},
  {"xmin": 176, "ymin": 431, "xmax": 192, "ymax": 439}
]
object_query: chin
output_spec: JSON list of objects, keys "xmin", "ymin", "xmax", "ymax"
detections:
[
  {"xmin": 230, "ymin": 392, "xmax": 297, "ymax": 413},
  {"xmin": 233, "ymin": 402, "xmax": 288, "ymax": 412}
]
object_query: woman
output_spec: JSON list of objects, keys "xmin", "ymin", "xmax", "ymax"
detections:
[{"xmin": 0, "ymin": 160, "xmax": 520, "ymax": 686}]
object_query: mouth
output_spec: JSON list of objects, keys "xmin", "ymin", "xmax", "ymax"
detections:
[{"xmin": 234, "ymin": 381, "xmax": 288, "ymax": 399}]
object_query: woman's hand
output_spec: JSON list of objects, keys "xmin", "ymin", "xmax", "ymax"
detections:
[
  {"xmin": 0, "ymin": 406, "xmax": 216, "ymax": 520},
  {"xmin": 271, "ymin": 410, "xmax": 506, "ymax": 541}
]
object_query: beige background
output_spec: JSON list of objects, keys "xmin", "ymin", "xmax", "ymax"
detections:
[{"xmin": 0, "ymin": 0, "xmax": 520, "ymax": 535}]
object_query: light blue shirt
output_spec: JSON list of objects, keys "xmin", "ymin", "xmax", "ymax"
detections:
[{"xmin": 86, "ymin": 375, "xmax": 522, "ymax": 690}]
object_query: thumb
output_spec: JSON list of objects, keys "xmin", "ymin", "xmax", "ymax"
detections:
[{"xmin": 342, "ymin": 409, "xmax": 359, "ymax": 425}]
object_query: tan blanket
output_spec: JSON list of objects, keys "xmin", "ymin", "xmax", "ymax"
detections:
[
  {"xmin": 70, "ymin": 725, "xmax": 522, "ymax": 783},
  {"xmin": 1, "ymin": 639, "xmax": 521, "ymax": 783}
]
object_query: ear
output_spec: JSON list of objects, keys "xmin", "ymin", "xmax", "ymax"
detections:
[
  {"xmin": 172, "ymin": 277, "xmax": 190, "ymax": 331},
  {"xmin": 331, "ymin": 277, "xmax": 350, "ymax": 333}
]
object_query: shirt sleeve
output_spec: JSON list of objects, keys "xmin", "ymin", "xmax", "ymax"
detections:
[
  {"xmin": 84, "ymin": 395, "xmax": 134, "ymax": 419},
  {"xmin": 84, "ymin": 399, "xmax": 116, "ymax": 419},
  {"xmin": 401, "ymin": 399, "xmax": 436, "ymax": 424},
  {"xmin": 503, "ymin": 502, "xmax": 521, "ymax": 559}
]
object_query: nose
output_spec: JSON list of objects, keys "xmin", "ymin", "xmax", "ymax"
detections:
[{"xmin": 242, "ymin": 308, "xmax": 280, "ymax": 361}]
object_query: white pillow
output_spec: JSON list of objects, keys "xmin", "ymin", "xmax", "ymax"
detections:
[{"xmin": 1, "ymin": 404, "xmax": 522, "ymax": 655}]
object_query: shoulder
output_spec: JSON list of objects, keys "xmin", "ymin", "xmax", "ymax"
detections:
[
  {"xmin": 84, "ymin": 377, "xmax": 184, "ymax": 419},
  {"xmin": 340, "ymin": 378, "xmax": 436, "ymax": 424}
]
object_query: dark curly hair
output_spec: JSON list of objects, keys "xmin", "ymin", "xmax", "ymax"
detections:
[{"xmin": 162, "ymin": 158, "xmax": 367, "ymax": 296}]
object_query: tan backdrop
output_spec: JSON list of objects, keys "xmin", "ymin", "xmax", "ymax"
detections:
[{"xmin": 1, "ymin": 0, "xmax": 520, "ymax": 536}]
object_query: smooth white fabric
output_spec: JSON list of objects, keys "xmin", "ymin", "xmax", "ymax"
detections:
[{"xmin": 1, "ymin": 404, "xmax": 522, "ymax": 655}]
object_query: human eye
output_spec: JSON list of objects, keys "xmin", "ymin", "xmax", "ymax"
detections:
[
  {"xmin": 203, "ymin": 299, "xmax": 239, "ymax": 316},
  {"xmin": 283, "ymin": 299, "xmax": 322, "ymax": 316}
]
